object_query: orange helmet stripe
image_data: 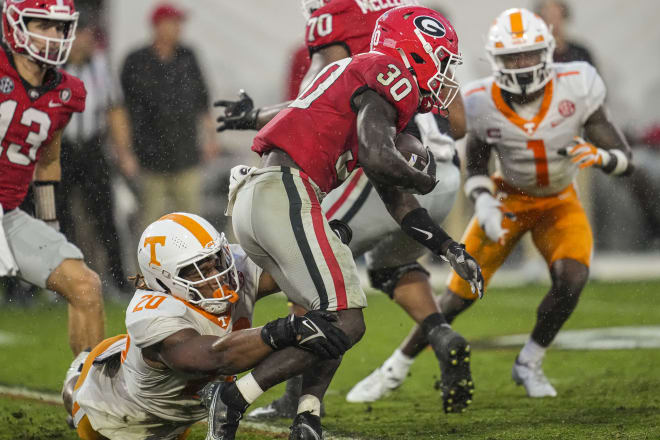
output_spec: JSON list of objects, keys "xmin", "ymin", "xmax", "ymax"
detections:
[
  {"xmin": 160, "ymin": 213, "xmax": 213, "ymax": 247},
  {"xmin": 509, "ymin": 10, "xmax": 524, "ymax": 38}
]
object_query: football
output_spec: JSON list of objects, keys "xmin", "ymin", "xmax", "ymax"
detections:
[{"xmin": 395, "ymin": 132, "xmax": 428, "ymax": 171}]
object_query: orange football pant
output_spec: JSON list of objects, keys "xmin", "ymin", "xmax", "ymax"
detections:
[{"xmin": 448, "ymin": 181, "xmax": 593, "ymax": 300}]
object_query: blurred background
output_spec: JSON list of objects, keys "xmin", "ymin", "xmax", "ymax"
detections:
[{"xmin": 3, "ymin": 0, "xmax": 660, "ymax": 305}]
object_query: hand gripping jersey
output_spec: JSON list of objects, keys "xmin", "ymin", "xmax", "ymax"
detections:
[
  {"xmin": 252, "ymin": 52, "xmax": 419, "ymax": 193},
  {"xmin": 0, "ymin": 46, "xmax": 86, "ymax": 211},
  {"xmin": 463, "ymin": 61, "xmax": 605, "ymax": 197},
  {"xmin": 73, "ymin": 244, "xmax": 262, "ymax": 440},
  {"xmin": 306, "ymin": 0, "xmax": 415, "ymax": 56}
]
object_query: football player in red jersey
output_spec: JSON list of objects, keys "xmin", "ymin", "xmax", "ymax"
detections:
[
  {"xmin": 218, "ymin": 0, "xmax": 472, "ymax": 421},
  {"xmin": 0, "ymin": 0, "xmax": 104, "ymax": 356},
  {"xmin": 209, "ymin": 7, "xmax": 483, "ymax": 439}
]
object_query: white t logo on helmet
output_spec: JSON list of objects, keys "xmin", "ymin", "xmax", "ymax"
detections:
[{"xmin": 413, "ymin": 16, "xmax": 446, "ymax": 38}]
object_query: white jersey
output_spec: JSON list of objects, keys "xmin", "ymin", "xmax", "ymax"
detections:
[
  {"xmin": 74, "ymin": 244, "xmax": 262, "ymax": 440},
  {"xmin": 463, "ymin": 62, "xmax": 606, "ymax": 197}
]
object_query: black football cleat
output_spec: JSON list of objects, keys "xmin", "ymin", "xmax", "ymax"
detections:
[
  {"xmin": 201, "ymin": 382, "xmax": 246, "ymax": 440},
  {"xmin": 427, "ymin": 326, "xmax": 475, "ymax": 413},
  {"xmin": 289, "ymin": 411, "xmax": 322, "ymax": 440}
]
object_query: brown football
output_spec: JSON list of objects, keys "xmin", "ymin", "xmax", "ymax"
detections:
[{"xmin": 395, "ymin": 132, "xmax": 428, "ymax": 171}]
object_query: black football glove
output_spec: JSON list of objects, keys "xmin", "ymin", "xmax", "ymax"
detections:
[
  {"xmin": 261, "ymin": 310, "xmax": 351, "ymax": 359},
  {"xmin": 214, "ymin": 90, "xmax": 259, "ymax": 132},
  {"xmin": 442, "ymin": 241, "xmax": 485, "ymax": 299}
]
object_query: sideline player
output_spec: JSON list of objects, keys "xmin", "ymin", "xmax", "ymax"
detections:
[
  {"xmin": 354, "ymin": 8, "xmax": 633, "ymax": 400},
  {"xmin": 217, "ymin": 6, "xmax": 484, "ymax": 439},
  {"xmin": 62, "ymin": 212, "xmax": 351, "ymax": 440},
  {"xmin": 0, "ymin": 0, "xmax": 104, "ymax": 355},
  {"xmin": 218, "ymin": 0, "xmax": 471, "ymax": 417}
]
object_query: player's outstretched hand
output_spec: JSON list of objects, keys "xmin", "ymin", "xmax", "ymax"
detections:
[
  {"xmin": 558, "ymin": 136, "xmax": 609, "ymax": 169},
  {"xmin": 261, "ymin": 311, "xmax": 351, "ymax": 359},
  {"xmin": 442, "ymin": 242, "xmax": 485, "ymax": 299},
  {"xmin": 214, "ymin": 90, "xmax": 258, "ymax": 132}
]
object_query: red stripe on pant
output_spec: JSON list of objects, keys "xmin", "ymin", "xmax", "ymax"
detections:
[
  {"xmin": 324, "ymin": 169, "xmax": 364, "ymax": 220},
  {"xmin": 301, "ymin": 177, "xmax": 348, "ymax": 310}
]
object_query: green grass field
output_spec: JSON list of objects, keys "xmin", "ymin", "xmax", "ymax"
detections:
[{"xmin": 1, "ymin": 280, "xmax": 660, "ymax": 439}]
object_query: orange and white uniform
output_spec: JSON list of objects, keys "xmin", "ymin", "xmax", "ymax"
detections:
[
  {"xmin": 448, "ymin": 61, "xmax": 605, "ymax": 299},
  {"xmin": 71, "ymin": 244, "xmax": 261, "ymax": 440}
]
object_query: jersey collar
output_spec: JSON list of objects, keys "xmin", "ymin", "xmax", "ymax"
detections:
[{"xmin": 491, "ymin": 79, "xmax": 554, "ymax": 136}]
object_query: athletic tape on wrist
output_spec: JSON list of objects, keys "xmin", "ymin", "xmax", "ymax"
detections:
[
  {"xmin": 235, "ymin": 372, "xmax": 264, "ymax": 404},
  {"xmin": 464, "ymin": 175, "xmax": 494, "ymax": 199},
  {"xmin": 33, "ymin": 181, "xmax": 57, "ymax": 221},
  {"xmin": 609, "ymin": 149, "xmax": 629, "ymax": 175}
]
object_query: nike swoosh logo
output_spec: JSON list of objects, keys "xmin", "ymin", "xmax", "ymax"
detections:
[
  {"xmin": 411, "ymin": 226, "xmax": 433, "ymax": 240},
  {"xmin": 551, "ymin": 119, "xmax": 564, "ymax": 127},
  {"xmin": 48, "ymin": 101, "xmax": 62, "ymax": 108}
]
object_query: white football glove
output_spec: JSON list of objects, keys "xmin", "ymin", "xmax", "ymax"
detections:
[
  {"xmin": 559, "ymin": 137, "xmax": 611, "ymax": 169},
  {"xmin": 475, "ymin": 192, "xmax": 508, "ymax": 244}
]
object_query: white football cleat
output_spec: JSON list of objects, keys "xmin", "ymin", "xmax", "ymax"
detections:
[
  {"xmin": 346, "ymin": 364, "xmax": 408, "ymax": 403},
  {"xmin": 512, "ymin": 357, "xmax": 557, "ymax": 398}
]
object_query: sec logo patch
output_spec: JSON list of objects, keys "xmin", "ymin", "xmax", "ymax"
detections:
[
  {"xmin": 558, "ymin": 99, "xmax": 575, "ymax": 117},
  {"xmin": 0, "ymin": 76, "xmax": 14, "ymax": 94}
]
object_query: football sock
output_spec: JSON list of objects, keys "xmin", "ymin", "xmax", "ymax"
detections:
[
  {"xmin": 518, "ymin": 338, "xmax": 546, "ymax": 365},
  {"xmin": 235, "ymin": 373, "xmax": 264, "ymax": 405},
  {"xmin": 297, "ymin": 394, "xmax": 321, "ymax": 416},
  {"xmin": 382, "ymin": 349, "xmax": 414, "ymax": 379}
]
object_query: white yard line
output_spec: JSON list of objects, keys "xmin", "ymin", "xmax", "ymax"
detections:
[{"xmin": 0, "ymin": 385, "xmax": 361, "ymax": 439}]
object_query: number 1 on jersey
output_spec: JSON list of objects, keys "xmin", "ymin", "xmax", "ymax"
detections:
[{"xmin": 526, "ymin": 140, "xmax": 549, "ymax": 187}]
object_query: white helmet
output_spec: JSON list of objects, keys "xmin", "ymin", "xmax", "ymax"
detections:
[
  {"xmin": 485, "ymin": 8, "xmax": 555, "ymax": 95},
  {"xmin": 137, "ymin": 213, "xmax": 240, "ymax": 315}
]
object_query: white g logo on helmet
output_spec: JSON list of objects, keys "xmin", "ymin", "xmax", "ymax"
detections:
[{"xmin": 413, "ymin": 16, "xmax": 446, "ymax": 38}]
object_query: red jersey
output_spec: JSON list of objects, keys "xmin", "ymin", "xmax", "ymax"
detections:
[
  {"xmin": 0, "ymin": 47, "xmax": 85, "ymax": 211},
  {"xmin": 253, "ymin": 52, "xmax": 419, "ymax": 193},
  {"xmin": 306, "ymin": 0, "xmax": 415, "ymax": 56}
]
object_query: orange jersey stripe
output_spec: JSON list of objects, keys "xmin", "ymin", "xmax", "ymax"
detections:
[
  {"xmin": 509, "ymin": 10, "xmax": 524, "ymax": 38},
  {"xmin": 464, "ymin": 86, "xmax": 486, "ymax": 97},
  {"xmin": 557, "ymin": 71, "xmax": 580, "ymax": 78},
  {"xmin": 160, "ymin": 213, "xmax": 213, "ymax": 247},
  {"xmin": 491, "ymin": 80, "xmax": 554, "ymax": 136}
]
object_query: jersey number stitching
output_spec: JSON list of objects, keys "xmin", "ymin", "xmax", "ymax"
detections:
[
  {"xmin": 526, "ymin": 140, "xmax": 549, "ymax": 187},
  {"xmin": 132, "ymin": 294, "xmax": 167, "ymax": 312},
  {"xmin": 0, "ymin": 100, "xmax": 51, "ymax": 166},
  {"xmin": 307, "ymin": 13, "xmax": 333, "ymax": 42},
  {"xmin": 376, "ymin": 64, "xmax": 412, "ymax": 102}
]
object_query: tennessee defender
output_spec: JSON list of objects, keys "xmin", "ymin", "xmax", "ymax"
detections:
[
  {"xmin": 62, "ymin": 213, "xmax": 350, "ymax": 440},
  {"xmin": 361, "ymin": 8, "xmax": 632, "ymax": 400},
  {"xmin": 0, "ymin": 0, "xmax": 104, "ymax": 355}
]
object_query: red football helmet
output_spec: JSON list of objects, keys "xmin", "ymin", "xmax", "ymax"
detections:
[
  {"xmin": 371, "ymin": 6, "xmax": 462, "ymax": 112},
  {"xmin": 2, "ymin": 0, "xmax": 79, "ymax": 66}
]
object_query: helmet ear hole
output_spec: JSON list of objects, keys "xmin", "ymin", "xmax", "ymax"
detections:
[
  {"xmin": 410, "ymin": 52, "xmax": 425, "ymax": 64},
  {"xmin": 155, "ymin": 279, "xmax": 170, "ymax": 293}
]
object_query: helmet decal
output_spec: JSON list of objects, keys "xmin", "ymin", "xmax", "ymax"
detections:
[{"xmin": 413, "ymin": 16, "xmax": 445, "ymax": 38}]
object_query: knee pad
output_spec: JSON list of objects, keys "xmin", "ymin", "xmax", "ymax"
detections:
[{"xmin": 368, "ymin": 263, "xmax": 430, "ymax": 298}]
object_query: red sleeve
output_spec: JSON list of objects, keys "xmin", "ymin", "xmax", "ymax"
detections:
[
  {"xmin": 356, "ymin": 55, "xmax": 419, "ymax": 132},
  {"xmin": 65, "ymin": 75, "xmax": 87, "ymax": 114}
]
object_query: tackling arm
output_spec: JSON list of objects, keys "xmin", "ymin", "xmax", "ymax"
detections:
[{"xmin": 355, "ymin": 90, "xmax": 436, "ymax": 194}]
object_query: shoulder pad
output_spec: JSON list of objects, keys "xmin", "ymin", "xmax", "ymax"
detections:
[{"xmin": 56, "ymin": 71, "xmax": 87, "ymax": 113}]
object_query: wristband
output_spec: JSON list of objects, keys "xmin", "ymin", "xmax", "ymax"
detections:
[
  {"xmin": 605, "ymin": 149, "xmax": 630, "ymax": 176},
  {"xmin": 401, "ymin": 208, "xmax": 452, "ymax": 255},
  {"xmin": 463, "ymin": 175, "xmax": 494, "ymax": 199},
  {"xmin": 33, "ymin": 181, "xmax": 58, "ymax": 222}
]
